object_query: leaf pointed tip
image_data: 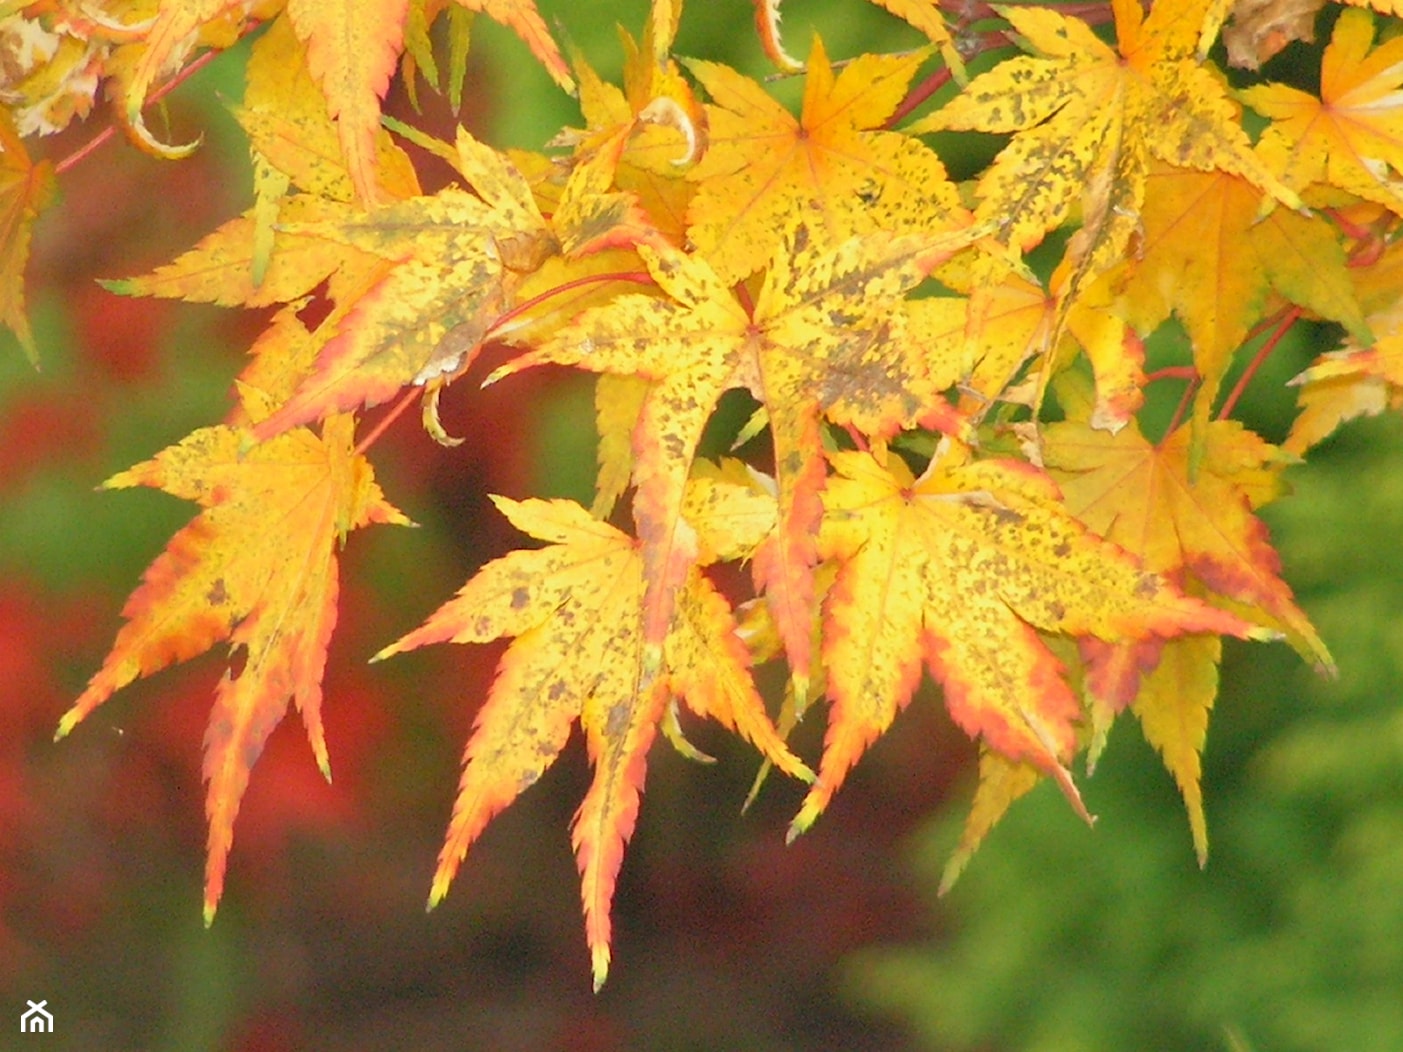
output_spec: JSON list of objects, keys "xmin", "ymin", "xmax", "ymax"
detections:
[
  {"xmin": 937, "ymin": 858, "xmax": 965, "ymax": 898},
  {"xmin": 428, "ymin": 864, "xmax": 458, "ymax": 912},
  {"xmin": 785, "ymin": 807, "xmax": 816, "ymax": 844},
  {"xmin": 369, "ymin": 639, "xmax": 403, "ymax": 664},
  {"xmin": 53, "ymin": 711, "xmax": 78, "ymax": 742},
  {"xmin": 591, "ymin": 944, "xmax": 611, "ymax": 992}
]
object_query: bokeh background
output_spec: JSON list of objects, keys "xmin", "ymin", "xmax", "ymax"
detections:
[{"xmin": 3, "ymin": 2, "xmax": 1402, "ymax": 1049}]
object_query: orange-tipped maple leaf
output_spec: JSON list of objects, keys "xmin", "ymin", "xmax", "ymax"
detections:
[
  {"xmin": 1042, "ymin": 414, "xmax": 1331, "ymax": 670},
  {"xmin": 1042, "ymin": 405, "xmax": 1332, "ymax": 858},
  {"xmin": 1286, "ymin": 327, "xmax": 1403, "ymax": 453},
  {"xmin": 284, "ymin": 0, "xmax": 409, "ymax": 205},
  {"xmin": 57, "ymin": 415, "xmax": 409, "ymax": 921},
  {"xmin": 373, "ymin": 493, "xmax": 810, "ymax": 991},
  {"xmin": 795, "ymin": 447, "xmax": 1266, "ymax": 838}
]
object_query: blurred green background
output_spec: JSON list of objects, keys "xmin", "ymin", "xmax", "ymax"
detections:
[{"xmin": 1, "ymin": 2, "xmax": 1400, "ymax": 1050}]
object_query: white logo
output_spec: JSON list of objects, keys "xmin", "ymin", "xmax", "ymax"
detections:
[{"xmin": 20, "ymin": 1000, "xmax": 52, "ymax": 1034}]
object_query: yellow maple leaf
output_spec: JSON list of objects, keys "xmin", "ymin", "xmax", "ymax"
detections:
[
  {"xmin": 277, "ymin": 0, "xmax": 569, "ymax": 203},
  {"xmin": 1242, "ymin": 9, "xmax": 1403, "ymax": 212},
  {"xmin": 102, "ymin": 195, "xmax": 373, "ymax": 309},
  {"xmin": 1285, "ymin": 299, "xmax": 1403, "ymax": 454},
  {"xmin": 913, "ymin": 0, "xmax": 1300, "ymax": 290},
  {"xmin": 796, "ymin": 447, "xmax": 1262, "ymax": 836},
  {"xmin": 251, "ymin": 130, "xmax": 558, "ymax": 439},
  {"xmin": 935, "ymin": 260, "xmax": 1146, "ymax": 431},
  {"xmin": 494, "ymin": 223, "xmax": 978, "ymax": 705},
  {"xmin": 685, "ymin": 37, "xmax": 964, "ymax": 283},
  {"xmin": 119, "ymin": 0, "xmax": 259, "ymax": 158},
  {"xmin": 456, "ymin": 0, "xmax": 573, "ymax": 93},
  {"xmin": 939, "ymin": 750, "xmax": 1042, "ymax": 894},
  {"xmin": 1042, "ymin": 413, "xmax": 1332, "ymax": 669},
  {"xmin": 1103, "ymin": 161, "xmax": 1368, "ymax": 429},
  {"xmin": 1130, "ymin": 633, "xmax": 1222, "ymax": 863},
  {"xmin": 373, "ymin": 494, "xmax": 809, "ymax": 990},
  {"xmin": 240, "ymin": 14, "xmax": 420, "ymax": 206},
  {"xmin": 57, "ymin": 414, "xmax": 409, "ymax": 922},
  {"xmin": 565, "ymin": 25, "xmax": 702, "ymax": 247}
]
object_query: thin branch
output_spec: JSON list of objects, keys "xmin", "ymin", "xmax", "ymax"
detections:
[
  {"xmin": 1163, "ymin": 374, "xmax": 1199, "ymax": 438},
  {"xmin": 1144, "ymin": 365, "xmax": 1198, "ymax": 384},
  {"xmin": 355, "ymin": 387, "xmax": 422, "ymax": 456},
  {"xmin": 886, "ymin": 67, "xmax": 952, "ymax": 129},
  {"xmin": 1217, "ymin": 307, "xmax": 1301, "ymax": 421}
]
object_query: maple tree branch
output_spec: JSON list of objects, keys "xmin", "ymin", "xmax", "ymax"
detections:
[
  {"xmin": 1218, "ymin": 307, "xmax": 1301, "ymax": 421},
  {"xmin": 887, "ymin": 67, "xmax": 954, "ymax": 129}
]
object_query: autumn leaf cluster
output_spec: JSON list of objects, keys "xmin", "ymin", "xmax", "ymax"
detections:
[{"xmin": 7, "ymin": 0, "xmax": 1403, "ymax": 988}]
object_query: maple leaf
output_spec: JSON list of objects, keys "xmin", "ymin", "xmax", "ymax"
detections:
[
  {"xmin": 912, "ymin": 0, "xmax": 1300, "ymax": 292},
  {"xmin": 1041, "ymin": 412, "xmax": 1332, "ymax": 670},
  {"xmin": 493, "ymin": 222, "xmax": 979, "ymax": 705},
  {"xmin": 1285, "ymin": 302, "xmax": 1403, "ymax": 454},
  {"xmin": 454, "ymin": 0, "xmax": 573, "ymax": 93},
  {"xmin": 1242, "ymin": 9, "xmax": 1403, "ymax": 211},
  {"xmin": 936, "ymin": 259, "xmax": 1146, "ymax": 431},
  {"xmin": 1222, "ymin": 0, "xmax": 1323, "ymax": 69},
  {"xmin": 0, "ymin": 111, "xmax": 55, "ymax": 362},
  {"xmin": 373, "ymin": 494, "xmax": 809, "ymax": 990},
  {"xmin": 57, "ymin": 414, "xmax": 409, "ymax": 921},
  {"xmin": 1102, "ymin": 161, "xmax": 1368, "ymax": 428},
  {"xmin": 940, "ymin": 750, "xmax": 1043, "ymax": 894},
  {"xmin": 239, "ymin": 13, "xmax": 422, "ymax": 207},
  {"xmin": 795, "ymin": 446, "xmax": 1261, "ymax": 836},
  {"xmin": 272, "ymin": 0, "xmax": 569, "ymax": 202},
  {"xmin": 250, "ymin": 129, "xmax": 558, "ymax": 439},
  {"xmin": 564, "ymin": 22, "xmax": 704, "ymax": 246},
  {"xmin": 685, "ymin": 37, "xmax": 964, "ymax": 284}
]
